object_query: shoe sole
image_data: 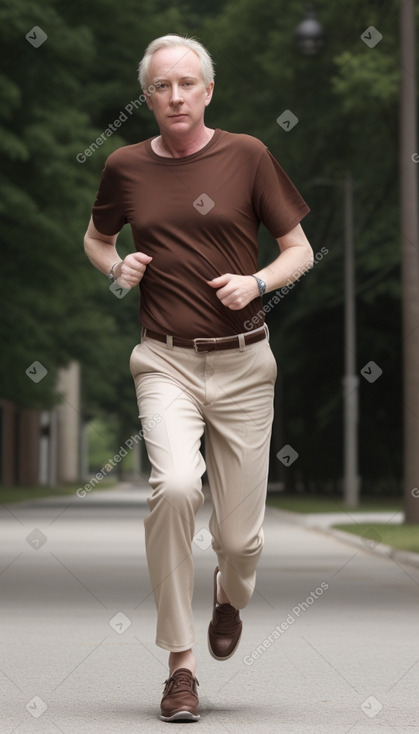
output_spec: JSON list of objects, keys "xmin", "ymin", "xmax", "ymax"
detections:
[
  {"xmin": 160, "ymin": 710, "xmax": 200, "ymax": 722},
  {"xmin": 207, "ymin": 627, "xmax": 242, "ymax": 661}
]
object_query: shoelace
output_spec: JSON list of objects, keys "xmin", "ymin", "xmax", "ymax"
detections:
[{"xmin": 164, "ymin": 670, "xmax": 199, "ymax": 692}]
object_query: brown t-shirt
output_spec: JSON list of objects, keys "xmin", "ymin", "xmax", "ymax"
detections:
[{"xmin": 92, "ymin": 128, "xmax": 310, "ymax": 338}]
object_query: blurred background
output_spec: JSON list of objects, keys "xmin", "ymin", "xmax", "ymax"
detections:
[{"xmin": 0, "ymin": 0, "xmax": 417, "ymax": 515}]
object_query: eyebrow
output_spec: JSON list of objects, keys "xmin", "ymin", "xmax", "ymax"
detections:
[{"xmin": 153, "ymin": 75, "xmax": 200, "ymax": 83}]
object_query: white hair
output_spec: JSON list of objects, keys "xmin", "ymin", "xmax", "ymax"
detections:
[{"xmin": 138, "ymin": 34, "xmax": 215, "ymax": 91}]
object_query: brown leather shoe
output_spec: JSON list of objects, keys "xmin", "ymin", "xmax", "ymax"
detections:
[
  {"xmin": 160, "ymin": 667, "xmax": 200, "ymax": 722},
  {"xmin": 208, "ymin": 566, "xmax": 242, "ymax": 661}
]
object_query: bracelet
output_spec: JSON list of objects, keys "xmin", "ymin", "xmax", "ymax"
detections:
[{"xmin": 108, "ymin": 261, "xmax": 120, "ymax": 283}]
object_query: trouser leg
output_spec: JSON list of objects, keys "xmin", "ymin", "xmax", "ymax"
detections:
[
  {"xmin": 204, "ymin": 338, "xmax": 277, "ymax": 609},
  {"xmin": 131, "ymin": 344, "xmax": 206, "ymax": 651}
]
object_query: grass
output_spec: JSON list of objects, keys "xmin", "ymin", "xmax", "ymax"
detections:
[
  {"xmin": 266, "ymin": 494, "xmax": 419, "ymax": 554},
  {"xmin": 266, "ymin": 494, "xmax": 403, "ymax": 514},
  {"xmin": 0, "ymin": 479, "xmax": 117, "ymax": 505},
  {"xmin": 333, "ymin": 523, "xmax": 419, "ymax": 554}
]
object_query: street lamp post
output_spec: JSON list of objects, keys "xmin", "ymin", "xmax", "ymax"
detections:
[
  {"xmin": 296, "ymin": 7, "xmax": 359, "ymax": 507},
  {"xmin": 342, "ymin": 174, "xmax": 359, "ymax": 508},
  {"xmin": 400, "ymin": 0, "xmax": 419, "ymax": 523},
  {"xmin": 310, "ymin": 176, "xmax": 359, "ymax": 507}
]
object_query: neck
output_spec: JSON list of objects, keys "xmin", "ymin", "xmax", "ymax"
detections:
[{"xmin": 156, "ymin": 125, "xmax": 214, "ymax": 158}]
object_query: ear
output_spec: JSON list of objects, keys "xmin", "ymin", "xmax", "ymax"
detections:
[{"xmin": 204, "ymin": 81, "xmax": 214, "ymax": 107}]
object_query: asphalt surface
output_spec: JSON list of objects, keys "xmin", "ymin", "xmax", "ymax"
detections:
[{"xmin": 1, "ymin": 483, "xmax": 418, "ymax": 733}]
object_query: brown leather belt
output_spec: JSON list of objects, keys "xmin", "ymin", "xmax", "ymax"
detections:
[{"xmin": 143, "ymin": 326, "xmax": 267, "ymax": 353}]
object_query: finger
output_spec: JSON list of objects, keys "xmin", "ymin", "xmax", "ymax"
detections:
[
  {"xmin": 120, "ymin": 268, "xmax": 144, "ymax": 281},
  {"xmin": 219, "ymin": 289, "xmax": 247, "ymax": 310},
  {"xmin": 220, "ymin": 294, "xmax": 238, "ymax": 308},
  {"xmin": 121, "ymin": 261, "xmax": 146, "ymax": 275},
  {"xmin": 122, "ymin": 274, "xmax": 142, "ymax": 287},
  {"xmin": 117, "ymin": 279, "xmax": 133, "ymax": 289},
  {"xmin": 215, "ymin": 282, "xmax": 239, "ymax": 300},
  {"xmin": 207, "ymin": 274, "xmax": 231, "ymax": 287},
  {"xmin": 214, "ymin": 286, "xmax": 229, "ymax": 301},
  {"xmin": 222, "ymin": 298, "xmax": 242, "ymax": 311},
  {"xmin": 131, "ymin": 252, "xmax": 153, "ymax": 264}
]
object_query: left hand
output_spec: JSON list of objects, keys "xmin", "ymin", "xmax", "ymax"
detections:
[{"xmin": 207, "ymin": 273, "xmax": 259, "ymax": 310}]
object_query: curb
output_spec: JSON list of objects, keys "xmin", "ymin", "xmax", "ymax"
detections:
[
  {"xmin": 267, "ymin": 506, "xmax": 419, "ymax": 570},
  {"xmin": 316, "ymin": 525, "xmax": 419, "ymax": 570}
]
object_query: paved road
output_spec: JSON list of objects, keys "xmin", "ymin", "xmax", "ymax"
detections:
[{"xmin": 1, "ymin": 484, "xmax": 418, "ymax": 733}]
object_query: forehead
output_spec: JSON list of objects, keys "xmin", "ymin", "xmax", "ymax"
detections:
[{"xmin": 149, "ymin": 46, "xmax": 202, "ymax": 81}]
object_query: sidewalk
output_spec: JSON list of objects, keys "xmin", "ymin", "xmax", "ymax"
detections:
[
  {"xmin": 271, "ymin": 505, "xmax": 419, "ymax": 569},
  {"xmin": 1, "ymin": 483, "xmax": 418, "ymax": 733}
]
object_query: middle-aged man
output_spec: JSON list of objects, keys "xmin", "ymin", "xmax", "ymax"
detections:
[{"xmin": 84, "ymin": 34, "xmax": 313, "ymax": 722}]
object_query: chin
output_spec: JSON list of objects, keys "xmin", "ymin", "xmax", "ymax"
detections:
[{"xmin": 168, "ymin": 120, "xmax": 192, "ymax": 132}]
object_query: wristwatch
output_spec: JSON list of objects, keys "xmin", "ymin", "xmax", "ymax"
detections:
[
  {"xmin": 252, "ymin": 275, "xmax": 267, "ymax": 296},
  {"xmin": 108, "ymin": 262, "xmax": 119, "ymax": 283}
]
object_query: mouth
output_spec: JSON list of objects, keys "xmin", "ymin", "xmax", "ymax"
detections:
[{"xmin": 169, "ymin": 114, "xmax": 187, "ymax": 118}]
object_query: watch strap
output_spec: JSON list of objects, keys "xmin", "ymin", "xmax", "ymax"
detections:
[
  {"xmin": 108, "ymin": 261, "xmax": 119, "ymax": 283},
  {"xmin": 252, "ymin": 274, "xmax": 266, "ymax": 296}
]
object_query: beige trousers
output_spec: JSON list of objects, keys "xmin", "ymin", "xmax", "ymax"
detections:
[{"xmin": 129, "ymin": 327, "xmax": 277, "ymax": 652}]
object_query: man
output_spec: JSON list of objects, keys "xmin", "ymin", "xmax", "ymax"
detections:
[{"xmin": 84, "ymin": 33, "xmax": 312, "ymax": 722}]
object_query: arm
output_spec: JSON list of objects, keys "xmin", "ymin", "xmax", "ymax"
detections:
[
  {"xmin": 207, "ymin": 223, "xmax": 313, "ymax": 310},
  {"xmin": 84, "ymin": 216, "xmax": 152, "ymax": 289}
]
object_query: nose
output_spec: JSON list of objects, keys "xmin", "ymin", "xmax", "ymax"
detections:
[{"xmin": 170, "ymin": 84, "xmax": 183, "ymax": 105}]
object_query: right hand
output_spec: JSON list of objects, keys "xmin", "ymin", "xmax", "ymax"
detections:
[{"xmin": 115, "ymin": 252, "xmax": 152, "ymax": 289}]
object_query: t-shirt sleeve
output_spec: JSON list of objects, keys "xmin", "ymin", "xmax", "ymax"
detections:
[
  {"xmin": 252, "ymin": 149, "xmax": 310, "ymax": 238},
  {"xmin": 91, "ymin": 157, "xmax": 127, "ymax": 236}
]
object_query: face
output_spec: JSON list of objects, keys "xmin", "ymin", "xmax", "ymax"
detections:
[{"xmin": 145, "ymin": 46, "xmax": 214, "ymax": 136}]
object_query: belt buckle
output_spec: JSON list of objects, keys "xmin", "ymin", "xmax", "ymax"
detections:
[{"xmin": 193, "ymin": 337, "xmax": 217, "ymax": 353}]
